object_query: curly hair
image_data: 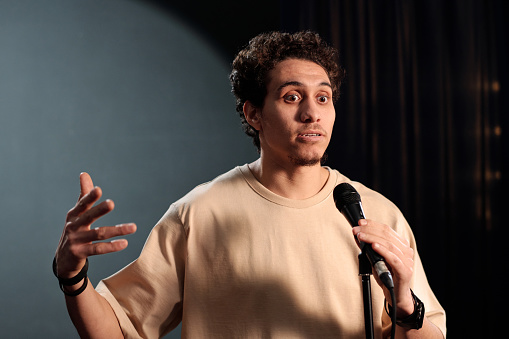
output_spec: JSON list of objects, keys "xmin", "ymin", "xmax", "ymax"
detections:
[{"xmin": 229, "ymin": 31, "xmax": 346, "ymax": 151}]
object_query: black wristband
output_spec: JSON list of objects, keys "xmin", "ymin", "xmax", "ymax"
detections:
[
  {"xmin": 59, "ymin": 275, "xmax": 88, "ymax": 296},
  {"xmin": 385, "ymin": 289, "xmax": 425, "ymax": 330},
  {"xmin": 52, "ymin": 257, "xmax": 89, "ymax": 296}
]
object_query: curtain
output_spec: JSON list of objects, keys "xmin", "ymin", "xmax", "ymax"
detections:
[{"xmin": 281, "ymin": 0, "xmax": 508, "ymax": 337}]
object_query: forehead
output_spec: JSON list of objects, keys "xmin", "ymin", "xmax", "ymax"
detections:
[{"xmin": 266, "ymin": 59, "xmax": 330, "ymax": 90}]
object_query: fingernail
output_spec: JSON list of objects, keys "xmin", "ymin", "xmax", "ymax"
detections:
[
  {"xmin": 116, "ymin": 223, "xmax": 136, "ymax": 231},
  {"xmin": 111, "ymin": 239, "xmax": 127, "ymax": 245}
]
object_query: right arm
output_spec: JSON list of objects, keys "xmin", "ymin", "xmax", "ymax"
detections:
[{"xmin": 54, "ymin": 172, "xmax": 137, "ymax": 339}]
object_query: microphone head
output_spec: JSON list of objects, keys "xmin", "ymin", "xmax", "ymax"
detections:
[{"xmin": 333, "ymin": 183, "xmax": 361, "ymax": 211}]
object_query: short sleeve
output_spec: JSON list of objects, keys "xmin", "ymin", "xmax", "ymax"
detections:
[{"xmin": 96, "ymin": 204, "xmax": 187, "ymax": 339}]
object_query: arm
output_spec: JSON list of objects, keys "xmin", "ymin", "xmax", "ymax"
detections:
[
  {"xmin": 54, "ymin": 172, "xmax": 137, "ymax": 338},
  {"xmin": 353, "ymin": 219, "xmax": 444, "ymax": 339},
  {"xmin": 64, "ymin": 278, "xmax": 123, "ymax": 338},
  {"xmin": 394, "ymin": 317, "xmax": 444, "ymax": 339}
]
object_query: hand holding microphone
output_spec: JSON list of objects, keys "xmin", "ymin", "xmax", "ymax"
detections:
[
  {"xmin": 334, "ymin": 183, "xmax": 394, "ymax": 289},
  {"xmin": 334, "ymin": 183, "xmax": 416, "ymax": 317}
]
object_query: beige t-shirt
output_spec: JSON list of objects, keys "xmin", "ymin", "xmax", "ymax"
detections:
[{"xmin": 97, "ymin": 165, "xmax": 446, "ymax": 338}]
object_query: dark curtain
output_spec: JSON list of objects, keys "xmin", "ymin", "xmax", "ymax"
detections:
[{"xmin": 281, "ymin": 0, "xmax": 508, "ymax": 337}]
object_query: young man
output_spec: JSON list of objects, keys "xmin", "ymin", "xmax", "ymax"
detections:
[{"xmin": 54, "ymin": 31, "xmax": 446, "ymax": 338}]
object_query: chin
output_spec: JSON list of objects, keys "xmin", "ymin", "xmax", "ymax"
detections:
[{"xmin": 289, "ymin": 152, "xmax": 327, "ymax": 167}]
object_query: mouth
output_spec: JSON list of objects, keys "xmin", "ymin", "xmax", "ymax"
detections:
[
  {"xmin": 298, "ymin": 128, "xmax": 325, "ymax": 137},
  {"xmin": 297, "ymin": 131, "xmax": 325, "ymax": 142},
  {"xmin": 300, "ymin": 133, "xmax": 322, "ymax": 137}
]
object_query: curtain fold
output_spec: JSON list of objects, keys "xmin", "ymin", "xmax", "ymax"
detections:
[{"xmin": 280, "ymin": 0, "xmax": 508, "ymax": 336}]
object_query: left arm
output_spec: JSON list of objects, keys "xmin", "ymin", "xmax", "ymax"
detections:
[{"xmin": 353, "ymin": 219, "xmax": 444, "ymax": 339}]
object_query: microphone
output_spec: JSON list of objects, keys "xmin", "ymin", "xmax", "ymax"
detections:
[{"xmin": 333, "ymin": 183, "xmax": 394, "ymax": 289}]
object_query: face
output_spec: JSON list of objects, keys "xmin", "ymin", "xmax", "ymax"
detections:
[{"xmin": 246, "ymin": 58, "xmax": 336, "ymax": 167}]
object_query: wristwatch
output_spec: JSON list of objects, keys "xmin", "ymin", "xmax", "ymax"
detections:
[{"xmin": 385, "ymin": 289, "xmax": 425, "ymax": 330}]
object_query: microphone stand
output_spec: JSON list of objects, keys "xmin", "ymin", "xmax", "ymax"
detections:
[{"xmin": 358, "ymin": 251, "xmax": 375, "ymax": 339}]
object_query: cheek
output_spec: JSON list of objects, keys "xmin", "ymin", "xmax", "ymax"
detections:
[
  {"xmin": 327, "ymin": 109, "xmax": 336, "ymax": 129},
  {"xmin": 261, "ymin": 110, "xmax": 294, "ymax": 131}
]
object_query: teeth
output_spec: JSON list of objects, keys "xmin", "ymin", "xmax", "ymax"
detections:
[{"xmin": 303, "ymin": 134, "xmax": 320, "ymax": 136}]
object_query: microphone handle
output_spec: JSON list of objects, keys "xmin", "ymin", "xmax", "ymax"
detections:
[{"xmin": 341, "ymin": 202, "xmax": 394, "ymax": 289}]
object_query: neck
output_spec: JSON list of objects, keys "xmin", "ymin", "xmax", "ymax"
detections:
[{"xmin": 248, "ymin": 157, "xmax": 330, "ymax": 200}]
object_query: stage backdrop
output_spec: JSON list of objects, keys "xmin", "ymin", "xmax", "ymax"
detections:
[
  {"xmin": 0, "ymin": 1, "xmax": 259, "ymax": 337},
  {"xmin": 280, "ymin": 1, "xmax": 508, "ymax": 338}
]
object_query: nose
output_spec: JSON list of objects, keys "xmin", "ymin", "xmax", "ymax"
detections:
[{"xmin": 299, "ymin": 99, "xmax": 320, "ymax": 123}]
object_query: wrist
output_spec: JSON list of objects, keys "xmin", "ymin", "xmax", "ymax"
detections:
[
  {"xmin": 62, "ymin": 278, "xmax": 89, "ymax": 293},
  {"xmin": 54, "ymin": 254, "xmax": 86, "ymax": 278},
  {"xmin": 395, "ymin": 289, "xmax": 415, "ymax": 317},
  {"xmin": 385, "ymin": 289, "xmax": 425, "ymax": 330},
  {"xmin": 52, "ymin": 256, "xmax": 89, "ymax": 296}
]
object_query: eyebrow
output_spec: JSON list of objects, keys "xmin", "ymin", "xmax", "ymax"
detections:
[{"xmin": 276, "ymin": 80, "xmax": 332, "ymax": 93}]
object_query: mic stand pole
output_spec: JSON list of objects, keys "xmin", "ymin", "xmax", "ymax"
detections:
[{"xmin": 359, "ymin": 251, "xmax": 374, "ymax": 339}]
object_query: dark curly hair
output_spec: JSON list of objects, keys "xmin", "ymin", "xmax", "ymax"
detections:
[{"xmin": 230, "ymin": 31, "xmax": 346, "ymax": 151}]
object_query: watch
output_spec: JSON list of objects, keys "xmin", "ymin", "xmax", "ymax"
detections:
[{"xmin": 385, "ymin": 289, "xmax": 425, "ymax": 330}]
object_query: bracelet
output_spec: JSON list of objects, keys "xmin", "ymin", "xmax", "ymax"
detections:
[
  {"xmin": 385, "ymin": 289, "xmax": 425, "ymax": 330},
  {"xmin": 52, "ymin": 257, "xmax": 89, "ymax": 297}
]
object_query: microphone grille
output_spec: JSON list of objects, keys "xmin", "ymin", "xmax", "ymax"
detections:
[{"xmin": 333, "ymin": 183, "xmax": 361, "ymax": 210}]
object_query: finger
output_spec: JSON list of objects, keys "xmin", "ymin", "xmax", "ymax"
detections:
[
  {"xmin": 67, "ymin": 199, "xmax": 115, "ymax": 230},
  {"xmin": 354, "ymin": 220, "xmax": 410, "ymax": 254},
  {"xmin": 356, "ymin": 230, "xmax": 406, "ymax": 258},
  {"xmin": 371, "ymin": 242, "xmax": 413, "ymax": 270},
  {"xmin": 85, "ymin": 239, "xmax": 130, "ymax": 257},
  {"xmin": 71, "ymin": 223, "xmax": 137, "ymax": 243},
  {"xmin": 67, "ymin": 186, "xmax": 103, "ymax": 220},
  {"xmin": 354, "ymin": 221, "xmax": 414, "ymax": 267},
  {"xmin": 359, "ymin": 228, "xmax": 415, "ymax": 282},
  {"xmin": 79, "ymin": 172, "xmax": 95, "ymax": 200},
  {"xmin": 357, "ymin": 232, "xmax": 414, "ymax": 272}
]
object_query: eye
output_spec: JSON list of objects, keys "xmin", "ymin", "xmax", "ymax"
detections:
[
  {"xmin": 317, "ymin": 95, "xmax": 330, "ymax": 104},
  {"xmin": 284, "ymin": 93, "xmax": 300, "ymax": 102}
]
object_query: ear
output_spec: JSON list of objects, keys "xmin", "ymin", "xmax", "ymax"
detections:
[{"xmin": 243, "ymin": 100, "xmax": 262, "ymax": 131}]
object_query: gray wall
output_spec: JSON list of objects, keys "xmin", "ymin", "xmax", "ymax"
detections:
[{"xmin": 0, "ymin": 1, "xmax": 256, "ymax": 337}]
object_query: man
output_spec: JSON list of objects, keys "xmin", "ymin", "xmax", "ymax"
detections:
[{"xmin": 54, "ymin": 31, "xmax": 446, "ymax": 338}]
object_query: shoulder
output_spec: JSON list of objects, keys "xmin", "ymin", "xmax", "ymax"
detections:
[
  {"xmin": 329, "ymin": 170, "xmax": 408, "ymax": 234},
  {"xmin": 157, "ymin": 165, "xmax": 250, "ymax": 224},
  {"xmin": 355, "ymin": 181, "xmax": 414, "ymax": 243},
  {"xmin": 350, "ymin": 181, "xmax": 400, "ymax": 215},
  {"xmin": 178, "ymin": 165, "xmax": 248, "ymax": 205}
]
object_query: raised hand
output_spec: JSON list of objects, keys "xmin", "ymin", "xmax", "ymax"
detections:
[{"xmin": 54, "ymin": 172, "xmax": 136, "ymax": 279}]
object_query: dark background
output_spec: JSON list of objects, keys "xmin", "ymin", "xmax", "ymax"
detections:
[{"xmin": 1, "ymin": 0, "xmax": 506, "ymax": 337}]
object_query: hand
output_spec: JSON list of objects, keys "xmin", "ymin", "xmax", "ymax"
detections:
[
  {"xmin": 352, "ymin": 219, "xmax": 415, "ymax": 317},
  {"xmin": 54, "ymin": 172, "xmax": 137, "ymax": 279}
]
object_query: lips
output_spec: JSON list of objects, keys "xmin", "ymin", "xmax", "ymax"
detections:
[
  {"xmin": 296, "ymin": 129, "xmax": 326, "ymax": 143},
  {"xmin": 298, "ymin": 128, "xmax": 326, "ymax": 138}
]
